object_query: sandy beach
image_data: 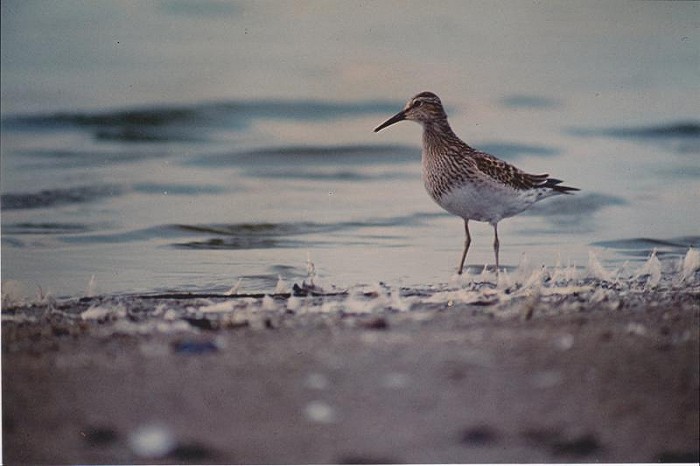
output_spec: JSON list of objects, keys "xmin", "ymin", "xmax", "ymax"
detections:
[{"xmin": 3, "ymin": 273, "xmax": 699, "ymax": 464}]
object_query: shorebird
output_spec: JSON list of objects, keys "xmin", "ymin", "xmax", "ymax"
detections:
[{"xmin": 374, "ymin": 91, "xmax": 578, "ymax": 274}]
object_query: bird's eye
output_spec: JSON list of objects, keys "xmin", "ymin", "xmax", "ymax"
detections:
[{"xmin": 413, "ymin": 101, "xmax": 423, "ymax": 108}]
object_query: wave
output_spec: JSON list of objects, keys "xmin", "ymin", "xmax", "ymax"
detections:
[
  {"xmin": 1, "ymin": 185, "xmax": 122, "ymax": 210},
  {"xmin": 591, "ymin": 236, "xmax": 700, "ymax": 257},
  {"xmin": 12, "ymin": 148, "xmax": 173, "ymax": 168},
  {"xmin": 2, "ymin": 99, "xmax": 400, "ymax": 143},
  {"xmin": 570, "ymin": 121, "xmax": 700, "ymax": 140},
  {"xmin": 499, "ymin": 95, "xmax": 562, "ymax": 109},
  {"xmin": 475, "ymin": 142, "xmax": 559, "ymax": 159},
  {"xmin": 170, "ymin": 214, "xmax": 439, "ymax": 250},
  {"xmin": 184, "ymin": 144, "xmax": 418, "ymax": 178},
  {"xmin": 2, "ymin": 222, "xmax": 94, "ymax": 235},
  {"xmin": 174, "ymin": 222, "xmax": 341, "ymax": 238},
  {"xmin": 161, "ymin": 0, "xmax": 240, "ymax": 17},
  {"xmin": 524, "ymin": 192, "xmax": 626, "ymax": 217},
  {"xmin": 131, "ymin": 183, "xmax": 227, "ymax": 195},
  {"xmin": 569, "ymin": 121, "xmax": 700, "ymax": 155},
  {"xmin": 3, "ymin": 213, "xmax": 438, "ymax": 248},
  {"xmin": 1, "ymin": 182, "xmax": 227, "ymax": 211}
]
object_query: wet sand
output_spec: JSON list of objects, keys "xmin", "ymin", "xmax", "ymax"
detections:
[{"xmin": 2, "ymin": 283, "xmax": 699, "ymax": 464}]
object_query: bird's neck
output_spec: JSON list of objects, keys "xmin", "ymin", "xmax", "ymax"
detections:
[{"xmin": 422, "ymin": 118, "xmax": 468, "ymax": 152}]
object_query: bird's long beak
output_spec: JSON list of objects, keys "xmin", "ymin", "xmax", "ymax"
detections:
[{"xmin": 374, "ymin": 110, "xmax": 406, "ymax": 133}]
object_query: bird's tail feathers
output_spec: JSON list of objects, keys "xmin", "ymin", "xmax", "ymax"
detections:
[{"xmin": 541, "ymin": 177, "xmax": 579, "ymax": 194}]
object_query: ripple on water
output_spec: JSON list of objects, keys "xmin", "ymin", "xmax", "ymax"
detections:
[
  {"xmin": 12, "ymin": 148, "xmax": 173, "ymax": 169},
  {"xmin": 519, "ymin": 192, "xmax": 626, "ymax": 233},
  {"xmin": 499, "ymin": 94, "xmax": 563, "ymax": 109},
  {"xmin": 525, "ymin": 193, "xmax": 626, "ymax": 218},
  {"xmin": 2, "ymin": 222, "xmax": 94, "ymax": 235},
  {"xmin": 570, "ymin": 121, "xmax": 700, "ymax": 139},
  {"xmin": 0, "ymin": 185, "xmax": 123, "ymax": 210},
  {"xmin": 0, "ymin": 182, "xmax": 223, "ymax": 211},
  {"xmin": 170, "ymin": 214, "xmax": 440, "ymax": 250},
  {"xmin": 184, "ymin": 144, "xmax": 417, "ymax": 169},
  {"xmin": 591, "ymin": 236, "xmax": 700, "ymax": 257},
  {"xmin": 3, "ymin": 99, "xmax": 400, "ymax": 143},
  {"xmin": 474, "ymin": 142, "xmax": 560, "ymax": 160},
  {"xmin": 569, "ymin": 120, "xmax": 700, "ymax": 154}
]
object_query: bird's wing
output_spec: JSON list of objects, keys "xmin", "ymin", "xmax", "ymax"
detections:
[{"xmin": 471, "ymin": 151, "xmax": 549, "ymax": 190}]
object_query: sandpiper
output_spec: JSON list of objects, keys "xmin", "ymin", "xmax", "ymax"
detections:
[{"xmin": 374, "ymin": 91, "xmax": 578, "ymax": 274}]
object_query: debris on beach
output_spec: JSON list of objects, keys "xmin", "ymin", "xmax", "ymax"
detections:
[
  {"xmin": 304, "ymin": 401, "xmax": 338, "ymax": 424},
  {"xmin": 2, "ymin": 250, "xmax": 698, "ymax": 342},
  {"xmin": 128, "ymin": 424, "xmax": 176, "ymax": 459}
]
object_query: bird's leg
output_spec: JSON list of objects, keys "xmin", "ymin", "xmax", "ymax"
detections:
[
  {"xmin": 493, "ymin": 223, "xmax": 500, "ymax": 272},
  {"xmin": 458, "ymin": 219, "xmax": 471, "ymax": 275}
]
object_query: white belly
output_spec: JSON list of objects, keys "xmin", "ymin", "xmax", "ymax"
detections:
[{"xmin": 428, "ymin": 179, "xmax": 537, "ymax": 224}]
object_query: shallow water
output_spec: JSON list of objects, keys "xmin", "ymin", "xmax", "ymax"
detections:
[{"xmin": 1, "ymin": 2, "xmax": 699, "ymax": 297}]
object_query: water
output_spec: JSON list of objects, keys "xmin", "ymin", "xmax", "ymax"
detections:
[{"xmin": 1, "ymin": 1, "xmax": 699, "ymax": 298}]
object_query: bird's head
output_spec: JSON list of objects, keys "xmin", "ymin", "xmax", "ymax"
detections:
[{"xmin": 374, "ymin": 91, "xmax": 446, "ymax": 132}]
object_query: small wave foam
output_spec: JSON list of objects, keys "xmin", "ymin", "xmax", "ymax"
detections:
[
  {"xmin": 406, "ymin": 248, "xmax": 699, "ymax": 313},
  {"xmin": 3, "ymin": 250, "xmax": 698, "ymax": 321}
]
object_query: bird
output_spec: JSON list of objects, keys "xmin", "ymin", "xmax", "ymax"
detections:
[{"xmin": 374, "ymin": 91, "xmax": 578, "ymax": 274}]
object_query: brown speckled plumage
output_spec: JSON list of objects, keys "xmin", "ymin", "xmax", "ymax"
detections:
[{"xmin": 374, "ymin": 91, "xmax": 579, "ymax": 273}]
